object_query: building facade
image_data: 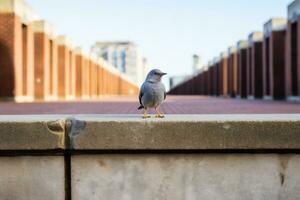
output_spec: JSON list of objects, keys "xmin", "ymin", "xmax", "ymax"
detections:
[
  {"xmin": 193, "ymin": 54, "xmax": 204, "ymax": 73},
  {"xmin": 169, "ymin": 55, "xmax": 205, "ymax": 90},
  {"xmin": 91, "ymin": 41, "xmax": 149, "ymax": 86}
]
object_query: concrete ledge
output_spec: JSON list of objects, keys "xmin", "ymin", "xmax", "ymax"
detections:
[
  {"xmin": 0, "ymin": 115, "xmax": 300, "ymax": 151},
  {"xmin": 264, "ymin": 18, "xmax": 287, "ymax": 38},
  {"xmin": 0, "ymin": 114, "xmax": 299, "ymax": 199},
  {"xmin": 288, "ymin": 0, "xmax": 300, "ymax": 22},
  {"xmin": 228, "ymin": 46, "xmax": 237, "ymax": 54},
  {"xmin": 32, "ymin": 20, "xmax": 55, "ymax": 37},
  {"xmin": 237, "ymin": 40, "xmax": 248, "ymax": 51},
  {"xmin": 248, "ymin": 31, "xmax": 263, "ymax": 46},
  {"xmin": 56, "ymin": 35, "xmax": 71, "ymax": 47},
  {"xmin": 71, "ymin": 114, "xmax": 300, "ymax": 150},
  {"xmin": 0, "ymin": 115, "xmax": 66, "ymax": 150}
]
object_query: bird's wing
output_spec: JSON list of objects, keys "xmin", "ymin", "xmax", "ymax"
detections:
[
  {"xmin": 163, "ymin": 83, "xmax": 166, "ymax": 100},
  {"xmin": 139, "ymin": 83, "xmax": 145, "ymax": 106},
  {"xmin": 139, "ymin": 90, "xmax": 143, "ymax": 106}
]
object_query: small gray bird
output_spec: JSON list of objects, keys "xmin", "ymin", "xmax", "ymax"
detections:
[{"xmin": 138, "ymin": 69, "xmax": 167, "ymax": 118}]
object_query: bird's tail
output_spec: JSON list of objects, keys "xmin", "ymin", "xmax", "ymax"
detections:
[{"xmin": 137, "ymin": 105, "xmax": 144, "ymax": 110}]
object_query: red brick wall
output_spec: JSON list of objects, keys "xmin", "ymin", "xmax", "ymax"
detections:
[
  {"xmin": 232, "ymin": 53, "xmax": 238, "ymax": 97},
  {"xmin": 34, "ymin": 32, "xmax": 50, "ymax": 99},
  {"xmin": 238, "ymin": 49, "xmax": 247, "ymax": 98},
  {"xmin": 94, "ymin": 63, "xmax": 99, "ymax": 97},
  {"xmin": 103, "ymin": 69, "xmax": 108, "ymax": 95},
  {"xmin": 83, "ymin": 57, "xmax": 88, "ymax": 97},
  {"xmin": 109, "ymin": 71, "xmax": 113, "ymax": 95},
  {"xmin": 88, "ymin": 60, "xmax": 92, "ymax": 97},
  {"xmin": 106, "ymin": 71, "xmax": 111, "ymax": 95},
  {"xmin": 22, "ymin": 25, "xmax": 28, "ymax": 97},
  {"xmin": 222, "ymin": 58, "xmax": 228, "ymax": 96},
  {"xmin": 67, "ymin": 50, "xmax": 75, "ymax": 98},
  {"xmin": 81, "ymin": 57, "xmax": 85, "ymax": 98},
  {"xmin": 263, "ymin": 37, "xmax": 271, "ymax": 97},
  {"xmin": 81, "ymin": 57, "xmax": 89, "ymax": 97},
  {"xmin": 97, "ymin": 66, "xmax": 103, "ymax": 96},
  {"xmin": 23, "ymin": 24, "xmax": 35, "ymax": 100},
  {"xmin": 0, "ymin": 14, "xmax": 23, "ymax": 99},
  {"xmin": 252, "ymin": 42, "xmax": 263, "ymax": 98},
  {"xmin": 213, "ymin": 63, "xmax": 219, "ymax": 96},
  {"xmin": 298, "ymin": 17, "xmax": 300, "ymax": 96},
  {"xmin": 75, "ymin": 54, "xmax": 83, "ymax": 98},
  {"xmin": 285, "ymin": 18, "xmax": 300, "ymax": 97},
  {"xmin": 57, "ymin": 45, "xmax": 69, "ymax": 99},
  {"xmin": 246, "ymin": 47, "xmax": 253, "ymax": 96},
  {"xmin": 228, "ymin": 53, "xmax": 238, "ymax": 97},
  {"xmin": 269, "ymin": 31, "xmax": 286, "ymax": 99},
  {"xmin": 208, "ymin": 67, "xmax": 213, "ymax": 95},
  {"xmin": 285, "ymin": 22, "xmax": 292, "ymax": 97},
  {"xmin": 90, "ymin": 61, "xmax": 98, "ymax": 97},
  {"xmin": 81, "ymin": 57, "xmax": 86, "ymax": 97},
  {"xmin": 228, "ymin": 57, "xmax": 233, "ymax": 96},
  {"xmin": 49, "ymin": 39, "xmax": 58, "ymax": 98},
  {"xmin": 0, "ymin": 14, "xmax": 139, "ymax": 101}
]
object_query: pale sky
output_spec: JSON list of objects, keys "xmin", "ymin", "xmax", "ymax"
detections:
[{"xmin": 27, "ymin": 0, "xmax": 292, "ymax": 88}]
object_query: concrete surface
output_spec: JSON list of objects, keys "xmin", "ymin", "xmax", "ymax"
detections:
[
  {"xmin": 70, "ymin": 114, "xmax": 300, "ymax": 150},
  {"xmin": 1, "ymin": 96, "xmax": 300, "ymax": 114},
  {"xmin": 0, "ymin": 156, "xmax": 65, "ymax": 200},
  {"xmin": 0, "ymin": 113, "xmax": 299, "ymax": 199},
  {"xmin": 0, "ymin": 114, "xmax": 300, "ymax": 150},
  {"xmin": 0, "ymin": 115, "xmax": 66, "ymax": 150},
  {"xmin": 72, "ymin": 154, "xmax": 300, "ymax": 200}
]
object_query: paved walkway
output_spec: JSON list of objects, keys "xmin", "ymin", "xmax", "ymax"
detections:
[{"xmin": 0, "ymin": 95, "xmax": 300, "ymax": 114}]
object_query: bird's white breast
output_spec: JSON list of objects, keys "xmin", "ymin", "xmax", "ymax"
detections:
[{"xmin": 141, "ymin": 82, "xmax": 165, "ymax": 108}]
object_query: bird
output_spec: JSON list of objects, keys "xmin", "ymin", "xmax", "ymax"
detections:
[{"xmin": 138, "ymin": 69, "xmax": 167, "ymax": 118}]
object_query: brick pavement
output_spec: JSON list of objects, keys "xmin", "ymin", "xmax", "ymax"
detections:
[{"xmin": 0, "ymin": 95, "xmax": 300, "ymax": 115}]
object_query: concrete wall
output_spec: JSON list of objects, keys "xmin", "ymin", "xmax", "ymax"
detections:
[
  {"xmin": 72, "ymin": 154, "xmax": 300, "ymax": 200},
  {"xmin": 0, "ymin": 156, "xmax": 65, "ymax": 200},
  {"xmin": 0, "ymin": 114, "xmax": 300, "ymax": 199}
]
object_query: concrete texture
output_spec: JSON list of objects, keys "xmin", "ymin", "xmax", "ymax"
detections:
[
  {"xmin": 0, "ymin": 114, "xmax": 300, "ymax": 150},
  {"xmin": 0, "ymin": 156, "xmax": 65, "ymax": 200},
  {"xmin": 72, "ymin": 154, "xmax": 300, "ymax": 200},
  {"xmin": 0, "ymin": 114, "xmax": 299, "ymax": 199},
  {"xmin": 70, "ymin": 114, "xmax": 300, "ymax": 150},
  {"xmin": 1, "ymin": 96, "xmax": 300, "ymax": 114},
  {"xmin": 0, "ymin": 115, "xmax": 66, "ymax": 150}
]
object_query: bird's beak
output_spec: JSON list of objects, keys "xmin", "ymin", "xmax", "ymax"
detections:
[{"xmin": 160, "ymin": 72, "xmax": 167, "ymax": 76}]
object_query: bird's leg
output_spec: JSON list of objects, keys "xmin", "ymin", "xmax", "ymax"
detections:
[
  {"xmin": 143, "ymin": 108, "xmax": 151, "ymax": 119},
  {"xmin": 155, "ymin": 107, "xmax": 164, "ymax": 118}
]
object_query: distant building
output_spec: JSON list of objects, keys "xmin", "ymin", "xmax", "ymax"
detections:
[
  {"xmin": 193, "ymin": 54, "xmax": 204, "ymax": 73},
  {"xmin": 142, "ymin": 57, "xmax": 151, "ymax": 82},
  {"xmin": 169, "ymin": 75, "xmax": 193, "ymax": 89},
  {"xmin": 169, "ymin": 54, "xmax": 204, "ymax": 89},
  {"xmin": 91, "ymin": 41, "xmax": 148, "ymax": 85}
]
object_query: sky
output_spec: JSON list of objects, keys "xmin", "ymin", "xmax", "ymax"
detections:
[{"xmin": 27, "ymin": 0, "xmax": 292, "ymax": 89}]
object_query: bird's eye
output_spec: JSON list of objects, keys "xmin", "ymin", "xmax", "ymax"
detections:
[{"xmin": 154, "ymin": 72, "xmax": 159, "ymax": 75}]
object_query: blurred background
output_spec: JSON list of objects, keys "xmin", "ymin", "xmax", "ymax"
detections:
[
  {"xmin": 0, "ymin": 0, "xmax": 299, "ymax": 114},
  {"xmin": 26, "ymin": 0, "xmax": 292, "ymax": 90}
]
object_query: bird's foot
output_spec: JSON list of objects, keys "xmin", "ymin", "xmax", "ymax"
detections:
[
  {"xmin": 155, "ymin": 114, "xmax": 165, "ymax": 118},
  {"xmin": 143, "ymin": 114, "xmax": 151, "ymax": 119}
]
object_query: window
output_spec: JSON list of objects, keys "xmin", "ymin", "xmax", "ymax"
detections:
[{"xmin": 121, "ymin": 50, "xmax": 126, "ymax": 73}]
